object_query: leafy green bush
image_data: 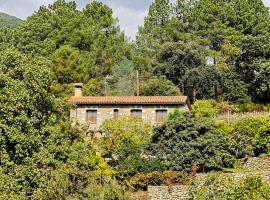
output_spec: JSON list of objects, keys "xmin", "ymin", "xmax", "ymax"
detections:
[
  {"xmin": 113, "ymin": 156, "xmax": 167, "ymax": 181},
  {"xmin": 191, "ymin": 173, "xmax": 270, "ymax": 200},
  {"xmin": 147, "ymin": 113, "xmax": 252, "ymax": 171},
  {"xmin": 129, "ymin": 171, "xmax": 193, "ymax": 191},
  {"xmin": 233, "ymin": 116, "xmax": 270, "ymax": 156},
  {"xmin": 100, "ymin": 117, "xmax": 154, "ymax": 180},
  {"xmin": 267, "ymin": 104, "xmax": 270, "ymax": 112},
  {"xmin": 167, "ymin": 108, "xmax": 184, "ymax": 122},
  {"xmin": 192, "ymin": 100, "xmax": 219, "ymax": 118},
  {"xmin": 100, "ymin": 117, "xmax": 153, "ymax": 161},
  {"xmin": 236, "ymin": 102, "xmax": 267, "ymax": 113}
]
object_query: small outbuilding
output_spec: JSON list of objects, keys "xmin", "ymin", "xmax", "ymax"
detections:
[{"xmin": 70, "ymin": 83, "xmax": 189, "ymax": 130}]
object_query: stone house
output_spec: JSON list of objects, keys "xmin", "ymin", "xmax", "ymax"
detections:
[{"xmin": 70, "ymin": 83, "xmax": 189, "ymax": 130}]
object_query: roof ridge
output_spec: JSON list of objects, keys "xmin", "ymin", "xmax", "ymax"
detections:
[{"xmin": 69, "ymin": 96, "xmax": 187, "ymax": 105}]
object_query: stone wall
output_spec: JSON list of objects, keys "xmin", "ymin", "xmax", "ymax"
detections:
[
  {"xmin": 148, "ymin": 186, "xmax": 191, "ymax": 200},
  {"xmin": 70, "ymin": 104, "xmax": 189, "ymax": 130},
  {"xmin": 240, "ymin": 157, "xmax": 270, "ymax": 171},
  {"xmin": 147, "ymin": 169, "xmax": 270, "ymax": 200}
]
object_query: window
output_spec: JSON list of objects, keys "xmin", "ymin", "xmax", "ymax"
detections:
[
  {"xmin": 156, "ymin": 110, "xmax": 167, "ymax": 124},
  {"xmin": 131, "ymin": 109, "xmax": 142, "ymax": 120},
  {"xmin": 86, "ymin": 110, "xmax": 97, "ymax": 124},
  {"xmin": 113, "ymin": 109, "xmax": 119, "ymax": 120}
]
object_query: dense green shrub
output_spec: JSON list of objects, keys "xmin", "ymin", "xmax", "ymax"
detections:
[
  {"xmin": 129, "ymin": 171, "xmax": 193, "ymax": 191},
  {"xmin": 100, "ymin": 117, "xmax": 152, "ymax": 161},
  {"xmin": 192, "ymin": 100, "xmax": 270, "ymax": 115},
  {"xmin": 167, "ymin": 108, "xmax": 184, "ymax": 122},
  {"xmin": 233, "ymin": 117, "xmax": 270, "ymax": 156},
  {"xmin": 147, "ymin": 113, "xmax": 252, "ymax": 171},
  {"xmin": 113, "ymin": 156, "xmax": 167, "ymax": 181},
  {"xmin": 235, "ymin": 102, "xmax": 267, "ymax": 113},
  {"xmin": 192, "ymin": 100, "xmax": 219, "ymax": 118},
  {"xmin": 99, "ymin": 118, "xmax": 154, "ymax": 180},
  {"xmin": 191, "ymin": 173, "xmax": 270, "ymax": 200}
]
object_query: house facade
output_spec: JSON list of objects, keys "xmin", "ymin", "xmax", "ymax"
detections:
[{"xmin": 70, "ymin": 83, "xmax": 189, "ymax": 130}]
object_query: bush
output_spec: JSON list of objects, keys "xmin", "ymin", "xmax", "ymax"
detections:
[
  {"xmin": 191, "ymin": 173, "xmax": 270, "ymax": 200},
  {"xmin": 235, "ymin": 102, "xmax": 267, "ymax": 113},
  {"xmin": 99, "ymin": 118, "xmax": 153, "ymax": 180},
  {"xmin": 114, "ymin": 157, "xmax": 167, "ymax": 181},
  {"xmin": 100, "ymin": 117, "xmax": 153, "ymax": 161},
  {"xmin": 129, "ymin": 171, "xmax": 193, "ymax": 191},
  {"xmin": 147, "ymin": 113, "xmax": 252, "ymax": 171},
  {"xmin": 233, "ymin": 116, "xmax": 270, "ymax": 156},
  {"xmin": 167, "ymin": 108, "xmax": 184, "ymax": 122},
  {"xmin": 192, "ymin": 100, "xmax": 219, "ymax": 118}
]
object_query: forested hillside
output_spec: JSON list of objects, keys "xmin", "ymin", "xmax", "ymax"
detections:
[
  {"xmin": 1, "ymin": 0, "xmax": 269, "ymax": 104},
  {"xmin": 138, "ymin": 0, "xmax": 270, "ymax": 104},
  {"xmin": 0, "ymin": 0, "xmax": 270, "ymax": 199},
  {"xmin": 0, "ymin": 12, "xmax": 22, "ymax": 28}
]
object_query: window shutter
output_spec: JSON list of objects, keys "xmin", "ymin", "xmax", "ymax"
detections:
[
  {"xmin": 156, "ymin": 110, "xmax": 167, "ymax": 123},
  {"xmin": 113, "ymin": 109, "xmax": 119, "ymax": 119},
  {"xmin": 131, "ymin": 109, "xmax": 142, "ymax": 120},
  {"xmin": 86, "ymin": 110, "xmax": 97, "ymax": 124}
]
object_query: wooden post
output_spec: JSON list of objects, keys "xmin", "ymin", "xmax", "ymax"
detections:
[{"xmin": 136, "ymin": 70, "xmax": 140, "ymax": 96}]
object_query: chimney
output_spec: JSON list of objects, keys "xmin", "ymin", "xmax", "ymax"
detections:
[{"xmin": 74, "ymin": 83, "xmax": 83, "ymax": 96}]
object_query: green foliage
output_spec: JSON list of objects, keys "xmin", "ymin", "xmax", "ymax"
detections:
[
  {"xmin": 235, "ymin": 102, "xmax": 268, "ymax": 112},
  {"xmin": 0, "ymin": 49, "xmax": 130, "ymax": 199},
  {"xmin": 183, "ymin": 66, "xmax": 250, "ymax": 103},
  {"xmin": 192, "ymin": 100, "xmax": 219, "ymax": 118},
  {"xmin": 191, "ymin": 174, "xmax": 270, "ymax": 200},
  {"xmin": 154, "ymin": 41, "xmax": 204, "ymax": 90},
  {"xmin": 129, "ymin": 171, "xmax": 193, "ymax": 191},
  {"xmin": 190, "ymin": 173, "xmax": 233, "ymax": 200},
  {"xmin": 12, "ymin": 0, "xmax": 131, "ymax": 97},
  {"xmin": 107, "ymin": 58, "xmax": 136, "ymax": 96},
  {"xmin": 83, "ymin": 78, "xmax": 104, "ymax": 96},
  {"xmin": 167, "ymin": 108, "xmax": 184, "ymax": 122},
  {"xmin": 51, "ymin": 45, "xmax": 84, "ymax": 84},
  {"xmin": 101, "ymin": 117, "xmax": 152, "ymax": 160},
  {"xmin": 228, "ymin": 176, "xmax": 270, "ymax": 200},
  {"xmin": 140, "ymin": 77, "xmax": 181, "ymax": 96},
  {"xmin": 100, "ymin": 118, "xmax": 154, "ymax": 180},
  {"xmin": 2, "ymin": 0, "xmax": 270, "ymax": 197},
  {"xmin": 147, "ymin": 113, "xmax": 251, "ymax": 171},
  {"xmin": 137, "ymin": 0, "xmax": 270, "ymax": 104},
  {"xmin": 233, "ymin": 116, "xmax": 270, "ymax": 156}
]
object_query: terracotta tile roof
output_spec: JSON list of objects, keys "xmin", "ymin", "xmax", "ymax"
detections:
[{"xmin": 69, "ymin": 96, "xmax": 187, "ymax": 105}]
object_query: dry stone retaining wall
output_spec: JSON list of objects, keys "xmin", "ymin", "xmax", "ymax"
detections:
[
  {"xmin": 147, "ymin": 157, "xmax": 270, "ymax": 200},
  {"xmin": 240, "ymin": 157, "xmax": 270, "ymax": 171},
  {"xmin": 148, "ymin": 185, "xmax": 191, "ymax": 200}
]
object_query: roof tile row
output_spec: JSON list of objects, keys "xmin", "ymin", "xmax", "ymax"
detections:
[{"xmin": 69, "ymin": 96, "xmax": 187, "ymax": 105}]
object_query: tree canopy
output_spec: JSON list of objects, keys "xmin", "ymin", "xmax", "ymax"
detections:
[{"xmin": 137, "ymin": 0, "xmax": 270, "ymax": 103}]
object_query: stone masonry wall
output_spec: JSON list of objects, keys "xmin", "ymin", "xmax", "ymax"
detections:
[
  {"xmin": 240, "ymin": 157, "xmax": 270, "ymax": 171},
  {"xmin": 148, "ymin": 186, "xmax": 191, "ymax": 200},
  {"xmin": 147, "ymin": 169, "xmax": 270, "ymax": 200},
  {"xmin": 70, "ymin": 104, "xmax": 189, "ymax": 130}
]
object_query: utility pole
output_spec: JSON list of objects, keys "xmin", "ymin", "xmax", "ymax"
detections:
[
  {"xmin": 136, "ymin": 70, "xmax": 140, "ymax": 96},
  {"xmin": 104, "ymin": 75, "xmax": 111, "ymax": 96}
]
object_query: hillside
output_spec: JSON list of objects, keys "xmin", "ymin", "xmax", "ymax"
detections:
[{"xmin": 0, "ymin": 12, "xmax": 22, "ymax": 28}]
